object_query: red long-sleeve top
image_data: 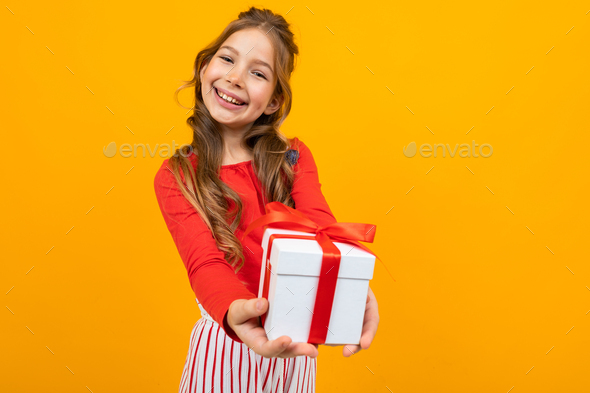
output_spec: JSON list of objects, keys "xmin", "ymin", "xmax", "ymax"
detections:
[{"xmin": 153, "ymin": 137, "xmax": 337, "ymax": 343}]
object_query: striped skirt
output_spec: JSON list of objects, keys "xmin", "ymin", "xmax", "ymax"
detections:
[{"xmin": 179, "ymin": 301, "xmax": 317, "ymax": 393}]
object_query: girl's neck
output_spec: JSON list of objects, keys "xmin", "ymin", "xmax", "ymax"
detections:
[
  {"xmin": 221, "ymin": 129, "xmax": 253, "ymax": 166},
  {"xmin": 221, "ymin": 123, "xmax": 253, "ymax": 165}
]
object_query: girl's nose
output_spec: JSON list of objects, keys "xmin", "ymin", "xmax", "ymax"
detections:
[{"xmin": 226, "ymin": 69, "xmax": 243, "ymax": 87}]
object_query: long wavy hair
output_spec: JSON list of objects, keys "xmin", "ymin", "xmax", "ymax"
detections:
[{"xmin": 167, "ymin": 7, "xmax": 300, "ymax": 273}]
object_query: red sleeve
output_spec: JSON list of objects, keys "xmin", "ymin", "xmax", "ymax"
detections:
[
  {"xmin": 153, "ymin": 160, "xmax": 257, "ymax": 343},
  {"xmin": 290, "ymin": 138, "xmax": 338, "ymax": 227}
]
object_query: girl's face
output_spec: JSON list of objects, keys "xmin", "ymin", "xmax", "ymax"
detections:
[{"xmin": 200, "ymin": 28, "xmax": 283, "ymax": 134}]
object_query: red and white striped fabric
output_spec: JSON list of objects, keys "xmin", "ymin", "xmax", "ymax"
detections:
[{"xmin": 179, "ymin": 301, "xmax": 317, "ymax": 393}]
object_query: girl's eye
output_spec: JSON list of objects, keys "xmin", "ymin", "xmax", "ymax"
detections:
[
  {"xmin": 219, "ymin": 56, "xmax": 267, "ymax": 80},
  {"xmin": 253, "ymin": 71, "xmax": 267, "ymax": 79}
]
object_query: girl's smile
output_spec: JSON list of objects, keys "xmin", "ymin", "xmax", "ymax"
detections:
[{"xmin": 213, "ymin": 86, "xmax": 248, "ymax": 110}]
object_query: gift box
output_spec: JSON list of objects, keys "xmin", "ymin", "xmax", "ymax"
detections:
[
  {"xmin": 242, "ymin": 202, "xmax": 393, "ymax": 346},
  {"xmin": 257, "ymin": 227, "xmax": 376, "ymax": 345}
]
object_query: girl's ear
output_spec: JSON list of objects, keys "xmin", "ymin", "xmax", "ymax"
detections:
[{"xmin": 264, "ymin": 93, "xmax": 284, "ymax": 115}]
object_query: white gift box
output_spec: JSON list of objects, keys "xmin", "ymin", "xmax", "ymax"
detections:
[{"xmin": 257, "ymin": 227, "xmax": 376, "ymax": 345}]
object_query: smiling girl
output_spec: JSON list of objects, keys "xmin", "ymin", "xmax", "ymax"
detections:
[{"xmin": 153, "ymin": 6, "xmax": 379, "ymax": 393}]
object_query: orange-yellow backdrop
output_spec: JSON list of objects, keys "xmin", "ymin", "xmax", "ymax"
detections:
[{"xmin": 2, "ymin": 1, "xmax": 589, "ymax": 392}]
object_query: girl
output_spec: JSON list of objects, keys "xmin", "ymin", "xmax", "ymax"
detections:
[{"xmin": 153, "ymin": 7, "xmax": 380, "ymax": 393}]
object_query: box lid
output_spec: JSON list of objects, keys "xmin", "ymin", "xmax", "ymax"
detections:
[{"xmin": 261, "ymin": 227, "xmax": 376, "ymax": 280}]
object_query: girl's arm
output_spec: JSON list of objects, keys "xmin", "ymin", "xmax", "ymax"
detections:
[
  {"xmin": 289, "ymin": 137, "xmax": 338, "ymax": 226},
  {"xmin": 153, "ymin": 160, "xmax": 257, "ymax": 343}
]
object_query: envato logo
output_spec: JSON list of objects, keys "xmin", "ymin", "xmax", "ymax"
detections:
[
  {"xmin": 102, "ymin": 141, "xmax": 193, "ymax": 158},
  {"xmin": 403, "ymin": 141, "xmax": 493, "ymax": 158}
]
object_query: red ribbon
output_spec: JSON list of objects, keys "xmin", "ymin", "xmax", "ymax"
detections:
[{"xmin": 241, "ymin": 202, "xmax": 395, "ymax": 344}]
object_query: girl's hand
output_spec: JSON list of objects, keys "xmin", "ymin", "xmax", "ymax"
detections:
[
  {"xmin": 340, "ymin": 285, "xmax": 379, "ymax": 357},
  {"xmin": 227, "ymin": 297, "xmax": 319, "ymax": 359}
]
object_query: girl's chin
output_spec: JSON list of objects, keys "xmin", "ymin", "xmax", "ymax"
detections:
[
  {"xmin": 210, "ymin": 110, "xmax": 262, "ymax": 126},
  {"xmin": 211, "ymin": 116, "xmax": 248, "ymax": 128}
]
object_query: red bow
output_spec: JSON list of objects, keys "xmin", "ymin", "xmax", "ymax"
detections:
[{"xmin": 242, "ymin": 202, "xmax": 395, "ymax": 344}]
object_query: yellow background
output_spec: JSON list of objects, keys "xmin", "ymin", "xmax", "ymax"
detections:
[{"xmin": 2, "ymin": 1, "xmax": 589, "ymax": 392}]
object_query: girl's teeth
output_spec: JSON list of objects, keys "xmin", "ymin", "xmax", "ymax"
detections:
[{"xmin": 217, "ymin": 89, "xmax": 243, "ymax": 105}]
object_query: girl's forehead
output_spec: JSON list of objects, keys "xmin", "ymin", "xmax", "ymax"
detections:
[{"xmin": 223, "ymin": 29, "xmax": 274, "ymax": 55}]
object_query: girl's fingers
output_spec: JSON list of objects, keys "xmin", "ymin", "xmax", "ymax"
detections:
[
  {"xmin": 343, "ymin": 344, "xmax": 360, "ymax": 357},
  {"xmin": 359, "ymin": 321, "xmax": 378, "ymax": 350},
  {"xmin": 279, "ymin": 342, "xmax": 319, "ymax": 358},
  {"xmin": 359, "ymin": 287, "xmax": 379, "ymax": 350},
  {"xmin": 250, "ymin": 336, "xmax": 317, "ymax": 359},
  {"xmin": 259, "ymin": 336, "xmax": 292, "ymax": 357},
  {"xmin": 359, "ymin": 290, "xmax": 379, "ymax": 350},
  {"xmin": 242, "ymin": 324, "xmax": 288, "ymax": 355},
  {"xmin": 231, "ymin": 298, "xmax": 266, "ymax": 326},
  {"xmin": 249, "ymin": 333, "xmax": 318, "ymax": 359}
]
